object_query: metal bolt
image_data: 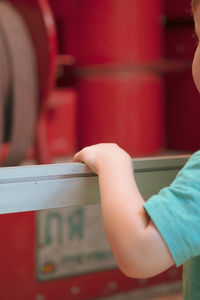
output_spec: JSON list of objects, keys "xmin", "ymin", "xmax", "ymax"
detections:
[
  {"xmin": 168, "ymin": 268, "xmax": 179, "ymax": 278},
  {"xmin": 35, "ymin": 295, "xmax": 45, "ymax": 300},
  {"xmin": 70, "ymin": 286, "xmax": 80, "ymax": 295},
  {"xmin": 176, "ymin": 44, "xmax": 185, "ymax": 54},
  {"xmin": 107, "ymin": 281, "xmax": 118, "ymax": 291},
  {"xmin": 138, "ymin": 278, "xmax": 148, "ymax": 285}
]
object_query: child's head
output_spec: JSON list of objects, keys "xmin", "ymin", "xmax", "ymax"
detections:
[{"xmin": 192, "ymin": 0, "xmax": 200, "ymax": 92}]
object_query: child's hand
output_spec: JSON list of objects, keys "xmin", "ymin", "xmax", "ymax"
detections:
[{"xmin": 72, "ymin": 143, "xmax": 131, "ymax": 174}]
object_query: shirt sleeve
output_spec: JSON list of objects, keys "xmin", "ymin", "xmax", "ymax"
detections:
[{"xmin": 143, "ymin": 150, "xmax": 200, "ymax": 267}]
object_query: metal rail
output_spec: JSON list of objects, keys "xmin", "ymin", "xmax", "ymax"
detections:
[{"xmin": 0, "ymin": 155, "xmax": 190, "ymax": 214}]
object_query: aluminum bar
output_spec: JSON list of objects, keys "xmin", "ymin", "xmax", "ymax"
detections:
[{"xmin": 0, "ymin": 155, "xmax": 190, "ymax": 214}]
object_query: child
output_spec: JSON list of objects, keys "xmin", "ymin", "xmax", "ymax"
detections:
[{"xmin": 73, "ymin": 1, "xmax": 200, "ymax": 298}]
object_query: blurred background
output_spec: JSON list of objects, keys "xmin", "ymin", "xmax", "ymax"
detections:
[{"xmin": 0, "ymin": 0, "xmax": 197, "ymax": 299}]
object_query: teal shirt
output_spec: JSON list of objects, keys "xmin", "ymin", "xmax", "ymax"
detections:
[{"xmin": 143, "ymin": 150, "xmax": 200, "ymax": 299}]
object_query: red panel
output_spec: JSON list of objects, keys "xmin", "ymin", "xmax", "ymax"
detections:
[
  {"xmin": 165, "ymin": 26, "xmax": 196, "ymax": 60},
  {"xmin": 66, "ymin": 0, "xmax": 163, "ymax": 65},
  {"xmin": 165, "ymin": 26, "xmax": 200, "ymax": 151},
  {"xmin": 48, "ymin": 0, "xmax": 70, "ymax": 18},
  {"xmin": 47, "ymin": 0, "xmax": 71, "ymax": 54},
  {"xmin": 165, "ymin": 0, "xmax": 191, "ymax": 18},
  {"xmin": 166, "ymin": 71, "xmax": 200, "ymax": 151},
  {"xmin": 78, "ymin": 71, "xmax": 164, "ymax": 156},
  {"xmin": 45, "ymin": 88, "xmax": 78, "ymax": 157},
  {"xmin": 0, "ymin": 212, "xmax": 182, "ymax": 300}
]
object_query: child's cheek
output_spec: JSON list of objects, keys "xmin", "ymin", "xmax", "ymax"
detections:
[{"xmin": 192, "ymin": 46, "xmax": 200, "ymax": 93}]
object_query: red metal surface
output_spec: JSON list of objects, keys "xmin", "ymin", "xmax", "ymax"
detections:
[
  {"xmin": 0, "ymin": 2, "xmax": 183, "ymax": 300},
  {"xmin": 47, "ymin": 0, "xmax": 71, "ymax": 54},
  {"xmin": 0, "ymin": 211, "xmax": 182, "ymax": 300},
  {"xmin": 165, "ymin": 26, "xmax": 200, "ymax": 151},
  {"xmin": 45, "ymin": 88, "xmax": 77, "ymax": 157},
  {"xmin": 78, "ymin": 71, "xmax": 164, "ymax": 156},
  {"xmin": 48, "ymin": 0, "xmax": 70, "ymax": 19},
  {"xmin": 165, "ymin": 26, "xmax": 195, "ymax": 60},
  {"xmin": 164, "ymin": 0, "xmax": 191, "ymax": 18},
  {"xmin": 66, "ymin": 0, "xmax": 163, "ymax": 66},
  {"xmin": 166, "ymin": 72, "xmax": 200, "ymax": 151}
]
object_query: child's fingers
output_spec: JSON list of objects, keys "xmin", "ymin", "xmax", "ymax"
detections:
[
  {"xmin": 72, "ymin": 151, "xmax": 82, "ymax": 162},
  {"xmin": 72, "ymin": 148, "xmax": 88, "ymax": 163}
]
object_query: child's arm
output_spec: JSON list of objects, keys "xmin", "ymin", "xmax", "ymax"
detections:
[{"xmin": 73, "ymin": 143, "xmax": 174, "ymax": 278}]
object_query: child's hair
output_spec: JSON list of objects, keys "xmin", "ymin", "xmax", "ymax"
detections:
[{"xmin": 192, "ymin": 0, "xmax": 200, "ymax": 12}]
